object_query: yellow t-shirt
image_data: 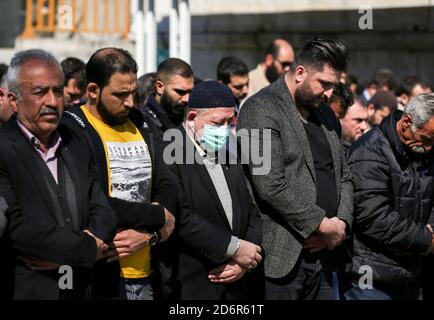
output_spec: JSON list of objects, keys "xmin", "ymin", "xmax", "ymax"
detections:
[{"xmin": 82, "ymin": 106, "xmax": 153, "ymax": 279}]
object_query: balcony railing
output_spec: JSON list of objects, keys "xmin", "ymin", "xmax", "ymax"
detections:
[{"xmin": 21, "ymin": 0, "xmax": 130, "ymax": 38}]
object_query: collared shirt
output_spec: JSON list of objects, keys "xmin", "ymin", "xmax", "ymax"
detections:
[{"xmin": 17, "ymin": 120, "xmax": 62, "ymax": 184}]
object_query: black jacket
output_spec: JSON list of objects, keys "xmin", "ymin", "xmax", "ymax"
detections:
[
  {"xmin": 348, "ymin": 110, "xmax": 434, "ymax": 285},
  {"xmin": 140, "ymin": 95, "xmax": 178, "ymax": 134},
  {"xmin": 165, "ymin": 126, "xmax": 262, "ymax": 300},
  {"xmin": 61, "ymin": 106, "xmax": 178, "ymax": 299},
  {"xmin": 0, "ymin": 118, "xmax": 117, "ymax": 299}
]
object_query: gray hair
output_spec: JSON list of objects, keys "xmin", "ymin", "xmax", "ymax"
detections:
[
  {"xmin": 184, "ymin": 107, "xmax": 212, "ymax": 120},
  {"xmin": 405, "ymin": 93, "xmax": 434, "ymax": 130},
  {"xmin": 6, "ymin": 49, "xmax": 62, "ymax": 98}
]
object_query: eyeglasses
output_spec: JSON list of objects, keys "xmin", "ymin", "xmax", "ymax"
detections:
[{"xmin": 276, "ymin": 60, "xmax": 293, "ymax": 69}]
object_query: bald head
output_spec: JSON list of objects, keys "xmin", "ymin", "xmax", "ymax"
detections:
[
  {"xmin": 265, "ymin": 39, "xmax": 294, "ymax": 65},
  {"xmin": 263, "ymin": 39, "xmax": 295, "ymax": 82},
  {"xmin": 86, "ymin": 47, "xmax": 137, "ymax": 88}
]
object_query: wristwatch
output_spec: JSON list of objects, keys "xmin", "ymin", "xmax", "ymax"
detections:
[{"xmin": 147, "ymin": 232, "xmax": 159, "ymax": 246}]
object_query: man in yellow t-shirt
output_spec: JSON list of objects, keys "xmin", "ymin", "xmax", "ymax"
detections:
[{"xmin": 62, "ymin": 48, "xmax": 177, "ymax": 300}]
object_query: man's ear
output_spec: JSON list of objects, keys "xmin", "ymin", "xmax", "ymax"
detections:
[
  {"xmin": 155, "ymin": 80, "xmax": 165, "ymax": 96},
  {"xmin": 186, "ymin": 110, "xmax": 197, "ymax": 122},
  {"xmin": 402, "ymin": 114, "xmax": 412, "ymax": 131},
  {"xmin": 400, "ymin": 94, "xmax": 410, "ymax": 107},
  {"xmin": 7, "ymin": 91, "xmax": 18, "ymax": 113},
  {"xmin": 367, "ymin": 103, "xmax": 375, "ymax": 117},
  {"xmin": 294, "ymin": 65, "xmax": 307, "ymax": 84},
  {"xmin": 264, "ymin": 54, "xmax": 274, "ymax": 67},
  {"xmin": 86, "ymin": 82, "xmax": 100, "ymax": 100},
  {"xmin": 0, "ymin": 87, "xmax": 5, "ymax": 103}
]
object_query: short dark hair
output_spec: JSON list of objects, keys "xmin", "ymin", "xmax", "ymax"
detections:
[
  {"xmin": 86, "ymin": 47, "xmax": 138, "ymax": 88},
  {"xmin": 216, "ymin": 56, "xmax": 248, "ymax": 84},
  {"xmin": 396, "ymin": 75, "xmax": 425, "ymax": 96},
  {"xmin": 372, "ymin": 69, "xmax": 399, "ymax": 91},
  {"xmin": 134, "ymin": 72, "xmax": 157, "ymax": 107},
  {"xmin": 156, "ymin": 58, "xmax": 194, "ymax": 83},
  {"xmin": 0, "ymin": 63, "xmax": 8, "ymax": 80},
  {"xmin": 368, "ymin": 90, "xmax": 398, "ymax": 111},
  {"xmin": 330, "ymin": 82, "xmax": 355, "ymax": 118},
  {"xmin": 61, "ymin": 57, "xmax": 86, "ymax": 90},
  {"xmin": 293, "ymin": 38, "xmax": 348, "ymax": 72},
  {"xmin": 0, "ymin": 64, "xmax": 8, "ymax": 88}
]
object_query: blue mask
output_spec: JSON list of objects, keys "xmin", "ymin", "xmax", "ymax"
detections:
[{"xmin": 200, "ymin": 124, "xmax": 230, "ymax": 152}]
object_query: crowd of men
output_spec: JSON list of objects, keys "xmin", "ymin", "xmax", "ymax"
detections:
[{"xmin": 0, "ymin": 36, "xmax": 433, "ymax": 301}]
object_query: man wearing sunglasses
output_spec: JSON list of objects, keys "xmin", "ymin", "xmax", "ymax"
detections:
[
  {"xmin": 248, "ymin": 38, "xmax": 294, "ymax": 97},
  {"xmin": 142, "ymin": 58, "xmax": 194, "ymax": 134}
]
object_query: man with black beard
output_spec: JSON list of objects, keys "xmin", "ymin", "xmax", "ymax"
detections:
[
  {"xmin": 247, "ymin": 38, "xmax": 294, "ymax": 97},
  {"xmin": 62, "ymin": 48, "xmax": 177, "ymax": 300},
  {"xmin": 142, "ymin": 58, "xmax": 194, "ymax": 134},
  {"xmin": 238, "ymin": 38, "xmax": 353, "ymax": 300}
]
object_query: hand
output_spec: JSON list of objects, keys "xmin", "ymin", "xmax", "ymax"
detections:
[
  {"xmin": 103, "ymin": 229, "xmax": 151, "ymax": 262},
  {"xmin": 18, "ymin": 255, "xmax": 60, "ymax": 271},
  {"xmin": 311, "ymin": 217, "xmax": 346, "ymax": 251},
  {"xmin": 232, "ymin": 239, "xmax": 262, "ymax": 269},
  {"xmin": 304, "ymin": 233, "xmax": 327, "ymax": 253},
  {"xmin": 83, "ymin": 229, "xmax": 109, "ymax": 261},
  {"xmin": 152, "ymin": 202, "xmax": 175, "ymax": 242},
  {"xmin": 208, "ymin": 260, "xmax": 246, "ymax": 284},
  {"xmin": 423, "ymin": 226, "xmax": 434, "ymax": 255}
]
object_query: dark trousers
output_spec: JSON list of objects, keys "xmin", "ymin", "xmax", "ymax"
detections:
[{"xmin": 264, "ymin": 250, "xmax": 334, "ymax": 300}]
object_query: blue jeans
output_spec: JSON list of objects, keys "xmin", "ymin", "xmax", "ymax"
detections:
[
  {"xmin": 119, "ymin": 277, "xmax": 153, "ymax": 300},
  {"xmin": 344, "ymin": 280, "xmax": 420, "ymax": 300}
]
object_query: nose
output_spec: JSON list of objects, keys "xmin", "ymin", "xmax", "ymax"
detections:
[
  {"xmin": 242, "ymin": 85, "xmax": 249, "ymax": 96},
  {"xmin": 181, "ymin": 93, "xmax": 190, "ymax": 104},
  {"xmin": 323, "ymin": 88, "xmax": 334, "ymax": 99},
  {"xmin": 360, "ymin": 120, "xmax": 367, "ymax": 131},
  {"xmin": 124, "ymin": 93, "xmax": 134, "ymax": 109},
  {"xmin": 45, "ymin": 90, "xmax": 58, "ymax": 108}
]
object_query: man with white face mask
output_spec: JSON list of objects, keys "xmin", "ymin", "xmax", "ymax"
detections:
[
  {"xmin": 165, "ymin": 80, "xmax": 263, "ymax": 299},
  {"xmin": 345, "ymin": 93, "xmax": 434, "ymax": 300}
]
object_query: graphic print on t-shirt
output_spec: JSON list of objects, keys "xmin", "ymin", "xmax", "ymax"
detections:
[{"xmin": 106, "ymin": 141, "xmax": 152, "ymax": 203}]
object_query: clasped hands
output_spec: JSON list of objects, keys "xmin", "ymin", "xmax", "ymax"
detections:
[
  {"xmin": 303, "ymin": 216, "xmax": 347, "ymax": 253},
  {"xmin": 208, "ymin": 239, "xmax": 262, "ymax": 284}
]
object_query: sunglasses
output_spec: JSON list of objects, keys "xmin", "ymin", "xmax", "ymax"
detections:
[{"xmin": 277, "ymin": 60, "xmax": 293, "ymax": 69}]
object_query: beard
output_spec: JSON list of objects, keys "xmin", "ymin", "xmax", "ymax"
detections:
[
  {"xmin": 294, "ymin": 82, "xmax": 326, "ymax": 111},
  {"xmin": 265, "ymin": 64, "xmax": 280, "ymax": 83},
  {"xmin": 96, "ymin": 99, "xmax": 128, "ymax": 126},
  {"xmin": 160, "ymin": 91, "xmax": 186, "ymax": 126}
]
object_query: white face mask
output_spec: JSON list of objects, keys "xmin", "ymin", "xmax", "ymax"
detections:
[
  {"xmin": 410, "ymin": 145, "xmax": 430, "ymax": 154},
  {"xmin": 200, "ymin": 123, "xmax": 230, "ymax": 152}
]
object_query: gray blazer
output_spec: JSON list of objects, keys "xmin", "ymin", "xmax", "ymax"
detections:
[
  {"xmin": 0, "ymin": 197, "xmax": 7, "ymax": 238},
  {"xmin": 237, "ymin": 76, "xmax": 353, "ymax": 279}
]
